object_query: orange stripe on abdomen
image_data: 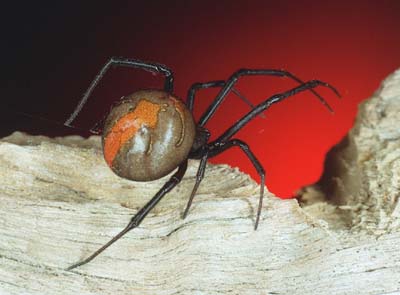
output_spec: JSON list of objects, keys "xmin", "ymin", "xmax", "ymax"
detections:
[{"xmin": 103, "ymin": 99, "xmax": 161, "ymax": 166}]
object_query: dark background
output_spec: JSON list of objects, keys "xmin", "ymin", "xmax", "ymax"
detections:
[{"xmin": 2, "ymin": 1, "xmax": 400, "ymax": 197}]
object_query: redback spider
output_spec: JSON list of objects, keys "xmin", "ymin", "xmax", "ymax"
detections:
[{"xmin": 64, "ymin": 57, "xmax": 340, "ymax": 270}]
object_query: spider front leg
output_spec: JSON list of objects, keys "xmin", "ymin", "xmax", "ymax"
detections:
[
  {"xmin": 215, "ymin": 80, "xmax": 341, "ymax": 143},
  {"xmin": 199, "ymin": 80, "xmax": 340, "ymax": 228},
  {"xmin": 207, "ymin": 139, "xmax": 265, "ymax": 230},
  {"xmin": 187, "ymin": 81, "xmax": 225, "ymax": 111},
  {"xmin": 187, "ymin": 80, "xmax": 265, "ymax": 119},
  {"xmin": 66, "ymin": 160, "xmax": 188, "ymax": 271},
  {"xmin": 64, "ymin": 57, "xmax": 174, "ymax": 127},
  {"xmin": 183, "ymin": 140, "xmax": 265, "ymax": 229},
  {"xmin": 198, "ymin": 69, "xmax": 338, "ymax": 127}
]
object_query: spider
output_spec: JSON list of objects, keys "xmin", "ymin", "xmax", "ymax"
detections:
[{"xmin": 64, "ymin": 57, "xmax": 339, "ymax": 270}]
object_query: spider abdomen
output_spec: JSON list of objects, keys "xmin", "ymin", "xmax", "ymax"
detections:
[{"xmin": 102, "ymin": 90, "xmax": 195, "ymax": 181}]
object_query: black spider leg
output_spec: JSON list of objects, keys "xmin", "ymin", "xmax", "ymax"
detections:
[
  {"xmin": 214, "ymin": 80, "xmax": 340, "ymax": 144},
  {"xmin": 187, "ymin": 81, "xmax": 225, "ymax": 111},
  {"xmin": 66, "ymin": 160, "xmax": 188, "ymax": 271},
  {"xmin": 198, "ymin": 69, "xmax": 340, "ymax": 127},
  {"xmin": 207, "ymin": 139, "xmax": 265, "ymax": 229},
  {"xmin": 64, "ymin": 57, "xmax": 174, "ymax": 128},
  {"xmin": 182, "ymin": 81, "xmax": 263, "ymax": 218},
  {"xmin": 204, "ymin": 80, "xmax": 340, "ymax": 229},
  {"xmin": 182, "ymin": 151, "xmax": 209, "ymax": 219},
  {"xmin": 186, "ymin": 81, "xmax": 265, "ymax": 118}
]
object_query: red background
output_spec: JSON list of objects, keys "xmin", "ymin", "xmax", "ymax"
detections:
[{"xmin": 3, "ymin": 1, "xmax": 400, "ymax": 198}]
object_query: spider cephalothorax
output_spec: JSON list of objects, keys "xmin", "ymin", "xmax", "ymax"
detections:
[{"xmin": 64, "ymin": 57, "xmax": 340, "ymax": 270}]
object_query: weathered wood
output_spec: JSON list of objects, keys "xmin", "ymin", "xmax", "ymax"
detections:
[
  {"xmin": 0, "ymin": 69, "xmax": 399, "ymax": 295},
  {"xmin": 302, "ymin": 69, "xmax": 400, "ymax": 234}
]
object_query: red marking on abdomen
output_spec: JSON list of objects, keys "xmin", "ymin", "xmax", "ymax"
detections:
[{"xmin": 104, "ymin": 100, "xmax": 161, "ymax": 166}]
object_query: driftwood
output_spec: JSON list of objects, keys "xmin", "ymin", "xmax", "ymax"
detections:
[{"xmin": 0, "ymin": 70, "xmax": 400, "ymax": 294}]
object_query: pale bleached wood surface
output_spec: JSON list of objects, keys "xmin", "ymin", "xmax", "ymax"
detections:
[
  {"xmin": 0, "ymin": 133, "xmax": 399, "ymax": 295},
  {"xmin": 1, "ymin": 69, "xmax": 400, "ymax": 295}
]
